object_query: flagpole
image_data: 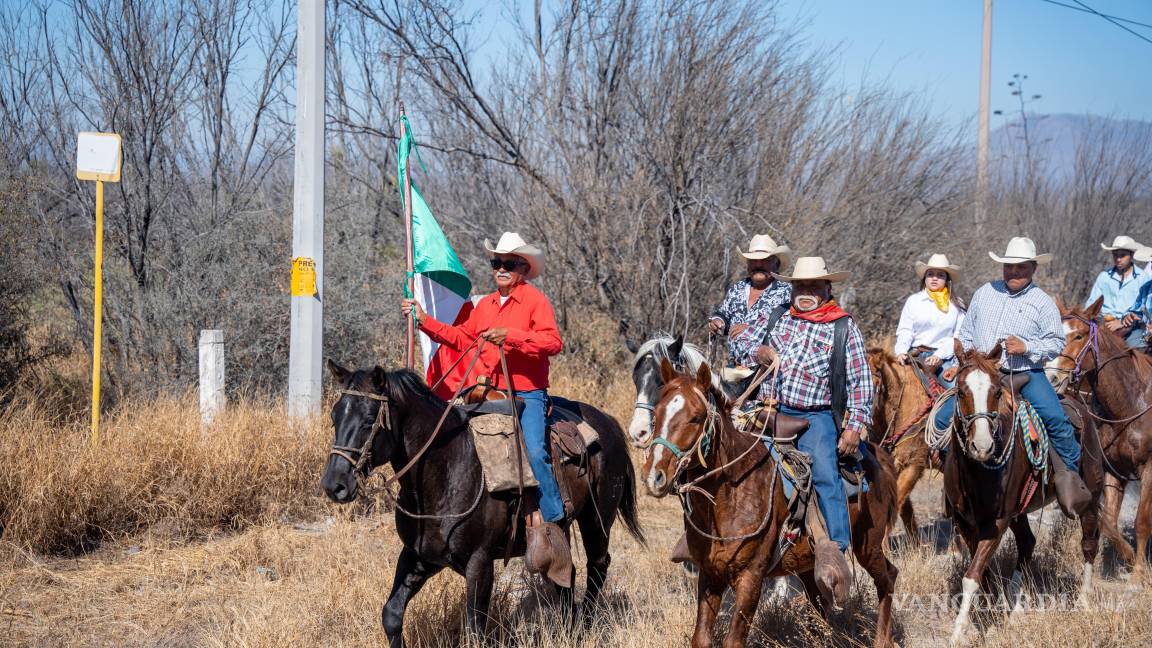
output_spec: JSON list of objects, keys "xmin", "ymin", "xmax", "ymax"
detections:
[{"xmin": 400, "ymin": 102, "xmax": 416, "ymax": 369}]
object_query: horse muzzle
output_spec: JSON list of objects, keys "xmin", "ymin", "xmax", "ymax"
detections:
[{"xmin": 321, "ymin": 459, "xmax": 359, "ymax": 503}]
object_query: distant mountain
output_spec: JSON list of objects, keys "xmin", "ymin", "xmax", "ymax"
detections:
[{"xmin": 989, "ymin": 113, "xmax": 1152, "ymax": 182}]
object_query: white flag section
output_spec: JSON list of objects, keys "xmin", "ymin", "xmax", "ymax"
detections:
[{"xmin": 414, "ymin": 273, "xmax": 468, "ymax": 369}]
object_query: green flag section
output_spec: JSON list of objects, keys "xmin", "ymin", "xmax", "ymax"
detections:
[{"xmin": 398, "ymin": 115, "xmax": 472, "ymax": 376}]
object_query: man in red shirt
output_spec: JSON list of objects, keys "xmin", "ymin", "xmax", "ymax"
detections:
[{"xmin": 401, "ymin": 232, "xmax": 570, "ymax": 583}]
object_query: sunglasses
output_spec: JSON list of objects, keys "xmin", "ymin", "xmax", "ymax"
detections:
[{"xmin": 489, "ymin": 258, "xmax": 526, "ymax": 272}]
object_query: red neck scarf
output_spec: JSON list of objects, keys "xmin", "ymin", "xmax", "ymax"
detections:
[{"xmin": 790, "ymin": 299, "xmax": 850, "ymax": 323}]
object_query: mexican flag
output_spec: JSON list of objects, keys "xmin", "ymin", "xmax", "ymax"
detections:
[{"xmin": 398, "ymin": 115, "xmax": 472, "ymax": 394}]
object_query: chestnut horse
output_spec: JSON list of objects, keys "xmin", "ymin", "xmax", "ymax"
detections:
[
  {"xmin": 944, "ymin": 341, "xmax": 1103, "ymax": 645},
  {"xmin": 867, "ymin": 348, "xmax": 942, "ymax": 542},
  {"xmin": 1048, "ymin": 297, "xmax": 1152, "ymax": 577},
  {"xmin": 642, "ymin": 359, "xmax": 898, "ymax": 648}
]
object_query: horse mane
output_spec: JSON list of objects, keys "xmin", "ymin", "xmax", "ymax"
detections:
[{"xmin": 632, "ymin": 332, "xmax": 722, "ymax": 391}]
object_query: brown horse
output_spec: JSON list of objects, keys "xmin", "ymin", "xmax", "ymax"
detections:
[
  {"xmin": 641, "ymin": 359, "xmax": 898, "ymax": 648},
  {"xmin": 867, "ymin": 348, "xmax": 943, "ymax": 542},
  {"xmin": 1049, "ymin": 297, "xmax": 1152, "ymax": 578},
  {"xmin": 944, "ymin": 341, "xmax": 1103, "ymax": 645}
]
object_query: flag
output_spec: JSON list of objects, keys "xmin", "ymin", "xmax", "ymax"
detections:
[{"xmin": 398, "ymin": 115, "xmax": 472, "ymax": 395}]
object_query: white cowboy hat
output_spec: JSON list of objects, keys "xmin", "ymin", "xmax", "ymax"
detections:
[
  {"xmin": 915, "ymin": 253, "xmax": 961, "ymax": 282},
  {"xmin": 483, "ymin": 232, "xmax": 544, "ymax": 280},
  {"xmin": 772, "ymin": 256, "xmax": 851, "ymax": 283},
  {"xmin": 1101, "ymin": 235, "xmax": 1140, "ymax": 252},
  {"xmin": 988, "ymin": 237, "xmax": 1053, "ymax": 265},
  {"xmin": 738, "ymin": 234, "xmax": 792, "ymax": 266},
  {"xmin": 1135, "ymin": 245, "xmax": 1152, "ymax": 264}
]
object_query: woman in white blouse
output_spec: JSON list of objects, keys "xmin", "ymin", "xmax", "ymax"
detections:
[{"xmin": 894, "ymin": 254, "xmax": 965, "ymax": 378}]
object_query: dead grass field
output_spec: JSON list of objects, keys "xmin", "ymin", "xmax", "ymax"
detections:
[{"xmin": 2, "ymin": 361, "xmax": 1149, "ymax": 647}]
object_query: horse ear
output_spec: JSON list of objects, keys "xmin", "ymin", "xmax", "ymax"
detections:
[
  {"xmin": 327, "ymin": 358, "xmax": 351, "ymax": 384},
  {"xmin": 370, "ymin": 365, "xmax": 387, "ymax": 389},
  {"xmin": 985, "ymin": 341, "xmax": 1003, "ymax": 361},
  {"xmin": 625, "ymin": 338, "xmax": 640, "ymax": 354},
  {"xmin": 1086, "ymin": 295, "xmax": 1104, "ymax": 320},
  {"xmin": 659, "ymin": 357, "xmax": 677, "ymax": 383},
  {"xmin": 1053, "ymin": 295, "xmax": 1067, "ymax": 313},
  {"xmin": 696, "ymin": 361, "xmax": 712, "ymax": 390},
  {"xmin": 953, "ymin": 339, "xmax": 965, "ymax": 361},
  {"xmin": 668, "ymin": 334, "xmax": 684, "ymax": 360}
]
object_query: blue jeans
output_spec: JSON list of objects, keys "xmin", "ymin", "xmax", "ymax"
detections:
[
  {"xmin": 932, "ymin": 368, "xmax": 1080, "ymax": 472},
  {"xmin": 1124, "ymin": 323, "xmax": 1146, "ymax": 348},
  {"xmin": 519, "ymin": 389, "xmax": 564, "ymax": 522},
  {"xmin": 778, "ymin": 406, "xmax": 851, "ymax": 552}
]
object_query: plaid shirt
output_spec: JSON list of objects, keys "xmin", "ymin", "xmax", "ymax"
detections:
[
  {"xmin": 712, "ymin": 279, "xmax": 792, "ymax": 366},
  {"xmin": 958, "ymin": 280, "xmax": 1064, "ymax": 371},
  {"xmin": 758, "ymin": 312, "xmax": 873, "ymax": 436}
]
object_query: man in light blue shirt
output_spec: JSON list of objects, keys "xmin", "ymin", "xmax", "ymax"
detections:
[
  {"xmin": 1089, "ymin": 235, "xmax": 1148, "ymax": 348},
  {"xmin": 934, "ymin": 237, "xmax": 1090, "ymax": 517}
]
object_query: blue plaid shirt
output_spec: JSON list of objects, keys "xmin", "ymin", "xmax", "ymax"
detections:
[
  {"xmin": 757, "ymin": 312, "xmax": 873, "ymax": 437},
  {"xmin": 1087, "ymin": 266, "xmax": 1148, "ymax": 319},
  {"xmin": 712, "ymin": 279, "xmax": 792, "ymax": 366},
  {"xmin": 958, "ymin": 281, "xmax": 1064, "ymax": 371}
]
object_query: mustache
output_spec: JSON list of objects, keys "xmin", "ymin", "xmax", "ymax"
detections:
[{"xmin": 494, "ymin": 271, "xmax": 513, "ymax": 280}]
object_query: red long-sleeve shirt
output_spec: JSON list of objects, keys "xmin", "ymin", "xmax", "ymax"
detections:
[{"xmin": 420, "ymin": 282, "xmax": 563, "ymax": 392}]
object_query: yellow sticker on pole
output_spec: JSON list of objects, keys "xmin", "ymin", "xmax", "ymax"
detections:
[{"xmin": 291, "ymin": 257, "xmax": 318, "ymax": 297}]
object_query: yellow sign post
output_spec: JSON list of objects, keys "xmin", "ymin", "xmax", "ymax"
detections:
[{"xmin": 76, "ymin": 132, "xmax": 122, "ymax": 445}]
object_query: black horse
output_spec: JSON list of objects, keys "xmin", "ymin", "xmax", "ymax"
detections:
[{"xmin": 321, "ymin": 361, "xmax": 644, "ymax": 647}]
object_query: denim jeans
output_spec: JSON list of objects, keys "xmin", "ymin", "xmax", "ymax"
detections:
[
  {"xmin": 777, "ymin": 406, "xmax": 851, "ymax": 552},
  {"xmin": 932, "ymin": 368, "xmax": 1080, "ymax": 472},
  {"xmin": 1124, "ymin": 323, "xmax": 1147, "ymax": 349},
  {"xmin": 518, "ymin": 389, "xmax": 564, "ymax": 522}
]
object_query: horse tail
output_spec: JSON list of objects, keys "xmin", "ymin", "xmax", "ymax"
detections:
[{"xmin": 618, "ymin": 447, "xmax": 647, "ymax": 547}]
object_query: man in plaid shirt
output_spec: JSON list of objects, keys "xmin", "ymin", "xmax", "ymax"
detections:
[{"xmin": 754, "ymin": 256, "xmax": 872, "ymax": 601}]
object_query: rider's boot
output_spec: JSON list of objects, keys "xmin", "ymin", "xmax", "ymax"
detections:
[
  {"xmin": 814, "ymin": 539, "xmax": 852, "ymax": 610},
  {"xmin": 1049, "ymin": 448, "xmax": 1091, "ymax": 518},
  {"xmin": 525, "ymin": 510, "xmax": 574, "ymax": 587},
  {"xmin": 670, "ymin": 533, "xmax": 692, "ymax": 563}
]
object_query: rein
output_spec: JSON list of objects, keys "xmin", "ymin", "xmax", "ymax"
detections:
[{"xmin": 950, "ymin": 365, "xmax": 1015, "ymax": 469}]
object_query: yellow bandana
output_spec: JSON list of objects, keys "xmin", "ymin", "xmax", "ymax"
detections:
[{"xmin": 928, "ymin": 287, "xmax": 950, "ymax": 313}]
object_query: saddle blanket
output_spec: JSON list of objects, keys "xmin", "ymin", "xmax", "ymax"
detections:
[{"xmin": 469, "ymin": 413, "xmax": 599, "ymax": 493}]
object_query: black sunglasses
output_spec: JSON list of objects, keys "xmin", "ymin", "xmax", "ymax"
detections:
[{"xmin": 490, "ymin": 258, "xmax": 526, "ymax": 272}]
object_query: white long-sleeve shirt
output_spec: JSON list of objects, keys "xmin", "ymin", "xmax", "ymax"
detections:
[{"xmin": 893, "ymin": 290, "xmax": 965, "ymax": 360}]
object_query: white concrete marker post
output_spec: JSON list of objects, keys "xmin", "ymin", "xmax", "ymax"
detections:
[{"xmin": 199, "ymin": 330, "xmax": 226, "ymax": 426}]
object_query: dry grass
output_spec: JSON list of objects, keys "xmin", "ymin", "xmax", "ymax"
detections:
[{"xmin": 2, "ymin": 371, "xmax": 1150, "ymax": 647}]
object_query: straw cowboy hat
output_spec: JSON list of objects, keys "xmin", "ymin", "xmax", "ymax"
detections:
[
  {"xmin": 915, "ymin": 253, "xmax": 961, "ymax": 282},
  {"xmin": 484, "ymin": 232, "xmax": 544, "ymax": 280},
  {"xmin": 738, "ymin": 234, "xmax": 792, "ymax": 267},
  {"xmin": 1135, "ymin": 245, "xmax": 1152, "ymax": 264},
  {"xmin": 1101, "ymin": 235, "xmax": 1141, "ymax": 252},
  {"xmin": 988, "ymin": 237, "xmax": 1053, "ymax": 265},
  {"xmin": 772, "ymin": 256, "xmax": 850, "ymax": 283}
]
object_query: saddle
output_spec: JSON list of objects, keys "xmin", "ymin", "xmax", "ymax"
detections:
[{"xmin": 908, "ymin": 346, "xmax": 945, "ymax": 397}]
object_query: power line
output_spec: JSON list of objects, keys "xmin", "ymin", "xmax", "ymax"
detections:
[{"xmin": 1038, "ymin": 0, "xmax": 1152, "ymax": 45}]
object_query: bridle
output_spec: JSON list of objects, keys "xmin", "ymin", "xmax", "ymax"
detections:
[
  {"xmin": 646, "ymin": 385, "xmax": 719, "ymax": 478},
  {"xmin": 632, "ymin": 346, "xmax": 686, "ymax": 437},
  {"xmin": 1057, "ymin": 313, "xmax": 1152, "ymax": 426},
  {"xmin": 329, "ymin": 388, "xmax": 392, "ymax": 476},
  {"xmin": 951, "ymin": 365, "xmax": 1014, "ymax": 469}
]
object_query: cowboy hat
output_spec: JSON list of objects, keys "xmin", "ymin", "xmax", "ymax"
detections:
[
  {"xmin": 915, "ymin": 253, "xmax": 961, "ymax": 282},
  {"xmin": 772, "ymin": 256, "xmax": 850, "ymax": 283},
  {"xmin": 1101, "ymin": 235, "xmax": 1140, "ymax": 252},
  {"xmin": 738, "ymin": 234, "xmax": 792, "ymax": 266},
  {"xmin": 484, "ymin": 232, "xmax": 544, "ymax": 280},
  {"xmin": 1135, "ymin": 245, "xmax": 1152, "ymax": 264},
  {"xmin": 988, "ymin": 237, "xmax": 1053, "ymax": 265}
]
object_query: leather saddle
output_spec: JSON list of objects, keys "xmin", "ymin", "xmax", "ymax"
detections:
[
  {"xmin": 999, "ymin": 371, "xmax": 1031, "ymax": 397},
  {"xmin": 752, "ymin": 407, "xmax": 811, "ymax": 441}
]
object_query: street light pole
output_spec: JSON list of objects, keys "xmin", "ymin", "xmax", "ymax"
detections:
[{"xmin": 976, "ymin": 0, "xmax": 993, "ymax": 230}]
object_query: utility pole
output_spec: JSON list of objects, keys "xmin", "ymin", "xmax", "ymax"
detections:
[
  {"xmin": 976, "ymin": 0, "xmax": 993, "ymax": 230},
  {"xmin": 288, "ymin": 0, "xmax": 325, "ymax": 418}
]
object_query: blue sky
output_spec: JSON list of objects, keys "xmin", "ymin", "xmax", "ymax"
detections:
[{"xmin": 467, "ymin": 1, "xmax": 1152, "ymax": 130}]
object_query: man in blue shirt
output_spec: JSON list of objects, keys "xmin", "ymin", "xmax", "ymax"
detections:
[{"xmin": 1089, "ymin": 235, "xmax": 1148, "ymax": 348}]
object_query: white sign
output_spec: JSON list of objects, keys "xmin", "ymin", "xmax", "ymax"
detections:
[{"xmin": 76, "ymin": 132, "xmax": 122, "ymax": 182}]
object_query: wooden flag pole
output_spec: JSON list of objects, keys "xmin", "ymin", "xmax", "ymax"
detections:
[{"xmin": 400, "ymin": 103, "xmax": 416, "ymax": 369}]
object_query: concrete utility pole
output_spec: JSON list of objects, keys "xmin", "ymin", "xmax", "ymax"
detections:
[
  {"xmin": 288, "ymin": 0, "xmax": 326, "ymax": 418},
  {"xmin": 976, "ymin": 0, "xmax": 993, "ymax": 230},
  {"xmin": 199, "ymin": 329, "xmax": 226, "ymax": 426}
]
